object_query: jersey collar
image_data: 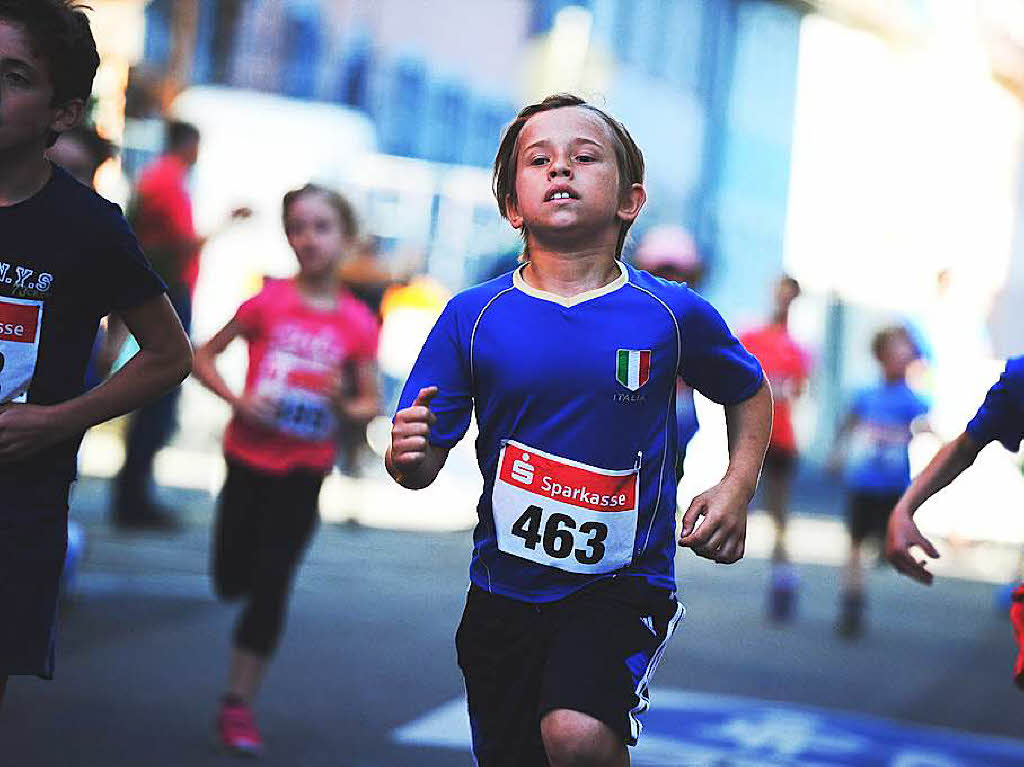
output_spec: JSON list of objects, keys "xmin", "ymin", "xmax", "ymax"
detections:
[{"xmin": 512, "ymin": 260, "xmax": 628, "ymax": 308}]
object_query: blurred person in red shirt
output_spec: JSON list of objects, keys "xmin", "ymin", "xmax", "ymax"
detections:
[
  {"xmin": 112, "ymin": 120, "xmax": 248, "ymax": 528},
  {"xmin": 193, "ymin": 183, "xmax": 378, "ymax": 755},
  {"xmin": 739, "ymin": 275, "xmax": 811, "ymax": 622}
]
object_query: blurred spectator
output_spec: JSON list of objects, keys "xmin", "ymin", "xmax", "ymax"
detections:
[
  {"xmin": 829, "ymin": 326, "xmax": 929, "ymax": 638},
  {"xmin": 739, "ymin": 275, "xmax": 811, "ymax": 622},
  {"xmin": 47, "ymin": 123, "xmax": 114, "ymax": 187},
  {"xmin": 338, "ymin": 236, "xmax": 392, "ymax": 319},
  {"xmin": 112, "ymin": 120, "xmax": 250, "ymax": 529},
  {"xmin": 632, "ymin": 225, "xmax": 705, "ymax": 479}
]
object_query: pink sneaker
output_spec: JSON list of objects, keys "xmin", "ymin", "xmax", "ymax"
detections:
[{"xmin": 217, "ymin": 700, "xmax": 264, "ymax": 757}]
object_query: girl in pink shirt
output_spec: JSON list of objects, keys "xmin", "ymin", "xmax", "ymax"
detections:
[{"xmin": 193, "ymin": 184, "xmax": 379, "ymax": 755}]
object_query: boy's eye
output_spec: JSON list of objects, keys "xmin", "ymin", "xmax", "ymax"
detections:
[
  {"xmin": 4, "ymin": 72, "xmax": 29, "ymax": 86},
  {"xmin": 528, "ymin": 156, "xmax": 548, "ymax": 166},
  {"xmin": 575, "ymin": 155, "xmax": 595, "ymax": 163}
]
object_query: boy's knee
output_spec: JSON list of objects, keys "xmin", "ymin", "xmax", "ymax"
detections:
[{"xmin": 540, "ymin": 709, "xmax": 626, "ymax": 767}]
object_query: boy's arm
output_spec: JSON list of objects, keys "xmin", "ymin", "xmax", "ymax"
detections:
[
  {"xmin": 386, "ymin": 386, "xmax": 450, "ymax": 490},
  {"xmin": 0, "ymin": 293, "xmax": 191, "ymax": 460},
  {"xmin": 679, "ymin": 379, "xmax": 772, "ymax": 564},
  {"xmin": 885, "ymin": 431, "xmax": 981, "ymax": 584}
]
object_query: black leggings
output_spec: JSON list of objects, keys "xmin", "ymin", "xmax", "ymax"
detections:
[{"xmin": 212, "ymin": 460, "xmax": 323, "ymax": 656}]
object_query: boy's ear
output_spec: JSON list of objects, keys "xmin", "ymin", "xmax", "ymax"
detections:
[
  {"xmin": 504, "ymin": 193, "xmax": 524, "ymax": 230},
  {"xmin": 49, "ymin": 98, "xmax": 85, "ymax": 137},
  {"xmin": 616, "ymin": 183, "xmax": 647, "ymax": 224}
]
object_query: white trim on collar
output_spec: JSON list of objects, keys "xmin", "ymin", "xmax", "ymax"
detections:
[{"xmin": 512, "ymin": 260, "xmax": 628, "ymax": 308}]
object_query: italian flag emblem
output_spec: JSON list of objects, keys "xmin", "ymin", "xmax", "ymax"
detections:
[{"xmin": 616, "ymin": 349, "xmax": 651, "ymax": 391}]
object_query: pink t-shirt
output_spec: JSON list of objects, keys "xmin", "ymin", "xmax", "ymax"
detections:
[
  {"xmin": 739, "ymin": 323, "xmax": 810, "ymax": 452},
  {"xmin": 223, "ymin": 279, "xmax": 379, "ymax": 474}
]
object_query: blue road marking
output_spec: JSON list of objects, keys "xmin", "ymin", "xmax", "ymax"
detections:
[{"xmin": 393, "ymin": 688, "xmax": 1024, "ymax": 766}]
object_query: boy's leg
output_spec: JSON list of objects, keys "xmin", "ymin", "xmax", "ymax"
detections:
[
  {"xmin": 0, "ymin": 482, "xmax": 71, "ymax": 686},
  {"xmin": 763, "ymin": 447, "xmax": 799, "ymax": 621},
  {"xmin": 540, "ymin": 578, "xmax": 683, "ymax": 764},
  {"xmin": 839, "ymin": 492, "xmax": 872, "ymax": 637},
  {"xmin": 541, "ymin": 709, "xmax": 628, "ymax": 767},
  {"xmin": 456, "ymin": 587, "xmax": 551, "ymax": 766}
]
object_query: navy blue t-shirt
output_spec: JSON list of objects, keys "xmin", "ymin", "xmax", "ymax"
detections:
[
  {"xmin": 0, "ymin": 164, "xmax": 165, "ymax": 484},
  {"xmin": 397, "ymin": 262, "xmax": 763, "ymax": 602},
  {"xmin": 966, "ymin": 356, "xmax": 1024, "ymax": 452}
]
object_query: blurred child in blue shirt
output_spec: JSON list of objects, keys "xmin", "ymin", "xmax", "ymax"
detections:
[{"xmin": 830, "ymin": 325, "xmax": 929, "ymax": 637}]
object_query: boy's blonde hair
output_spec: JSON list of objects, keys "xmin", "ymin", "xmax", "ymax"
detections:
[{"xmin": 492, "ymin": 94, "xmax": 645, "ymax": 260}]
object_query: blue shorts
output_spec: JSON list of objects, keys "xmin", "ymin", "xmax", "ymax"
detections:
[
  {"xmin": 0, "ymin": 478, "xmax": 72, "ymax": 679},
  {"xmin": 456, "ymin": 576, "xmax": 684, "ymax": 766}
]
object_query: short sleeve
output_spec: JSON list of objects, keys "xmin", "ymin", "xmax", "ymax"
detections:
[
  {"xmin": 349, "ymin": 303, "xmax": 380, "ymax": 362},
  {"xmin": 395, "ymin": 299, "xmax": 474, "ymax": 449},
  {"xmin": 677, "ymin": 292, "xmax": 764, "ymax": 405},
  {"xmin": 97, "ymin": 202, "xmax": 166, "ymax": 314},
  {"xmin": 966, "ymin": 358, "xmax": 1024, "ymax": 452},
  {"xmin": 233, "ymin": 289, "xmax": 267, "ymax": 340}
]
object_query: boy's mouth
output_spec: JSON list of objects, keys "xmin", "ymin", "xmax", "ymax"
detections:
[{"xmin": 544, "ymin": 187, "xmax": 579, "ymax": 202}]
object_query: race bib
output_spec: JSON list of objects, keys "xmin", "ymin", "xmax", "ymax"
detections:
[
  {"xmin": 0, "ymin": 297, "xmax": 43, "ymax": 405},
  {"xmin": 255, "ymin": 352, "xmax": 337, "ymax": 442},
  {"xmin": 492, "ymin": 440, "xmax": 639, "ymax": 575}
]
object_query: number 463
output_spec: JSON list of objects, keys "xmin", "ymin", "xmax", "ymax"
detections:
[{"xmin": 510, "ymin": 505, "xmax": 607, "ymax": 565}]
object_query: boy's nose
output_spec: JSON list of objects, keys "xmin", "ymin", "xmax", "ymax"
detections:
[{"xmin": 548, "ymin": 163, "xmax": 570, "ymax": 178}]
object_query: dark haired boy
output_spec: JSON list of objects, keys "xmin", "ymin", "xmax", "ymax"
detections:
[
  {"xmin": 389, "ymin": 94, "xmax": 770, "ymax": 766},
  {"xmin": 829, "ymin": 326, "xmax": 928, "ymax": 637},
  {"xmin": 0, "ymin": 0, "xmax": 192, "ymax": 703}
]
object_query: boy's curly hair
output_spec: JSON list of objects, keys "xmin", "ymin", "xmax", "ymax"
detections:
[{"xmin": 0, "ymin": 0, "xmax": 99, "ymax": 146}]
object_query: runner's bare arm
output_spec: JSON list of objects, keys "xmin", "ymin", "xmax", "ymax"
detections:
[
  {"xmin": 193, "ymin": 317, "xmax": 274, "ymax": 425},
  {"xmin": 386, "ymin": 386, "xmax": 449, "ymax": 489},
  {"xmin": 678, "ymin": 379, "xmax": 772, "ymax": 564},
  {"xmin": 886, "ymin": 431, "xmax": 979, "ymax": 585},
  {"xmin": 337, "ymin": 361, "xmax": 379, "ymax": 423},
  {"xmin": 0, "ymin": 293, "xmax": 191, "ymax": 460}
]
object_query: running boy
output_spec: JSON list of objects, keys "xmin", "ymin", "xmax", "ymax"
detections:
[
  {"xmin": 829, "ymin": 325, "xmax": 928, "ymax": 637},
  {"xmin": 388, "ymin": 94, "xmax": 772, "ymax": 767},
  {"xmin": 739, "ymin": 276, "xmax": 810, "ymax": 622},
  {"xmin": 0, "ymin": 0, "xmax": 191, "ymax": 702},
  {"xmin": 193, "ymin": 184, "xmax": 378, "ymax": 755},
  {"xmin": 886, "ymin": 357, "xmax": 1024, "ymax": 682}
]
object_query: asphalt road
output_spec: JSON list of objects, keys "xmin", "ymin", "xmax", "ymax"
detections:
[{"xmin": 2, "ymin": 477, "xmax": 1023, "ymax": 767}]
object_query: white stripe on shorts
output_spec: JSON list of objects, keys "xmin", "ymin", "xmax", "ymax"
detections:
[{"xmin": 628, "ymin": 600, "xmax": 685, "ymax": 743}]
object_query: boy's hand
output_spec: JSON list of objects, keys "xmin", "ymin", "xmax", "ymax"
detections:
[
  {"xmin": 0, "ymin": 404, "xmax": 75, "ymax": 460},
  {"xmin": 678, "ymin": 476, "xmax": 752, "ymax": 564},
  {"xmin": 233, "ymin": 393, "xmax": 275, "ymax": 427},
  {"xmin": 391, "ymin": 387, "xmax": 438, "ymax": 471},
  {"xmin": 886, "ymin": 506, "xmax": 940, "ymax": 585}
]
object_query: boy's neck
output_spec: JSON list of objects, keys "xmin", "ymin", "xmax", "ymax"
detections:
[
  {"xmin": 521, "ymin": 245, "xmax": 621, "ymax": 298},
  {"xmin": 0, "ymin": 147, "xmax": 52, "ymax": 207}
]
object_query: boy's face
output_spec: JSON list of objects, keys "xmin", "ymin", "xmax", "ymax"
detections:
[
  {"xmin": 0, "ymin": 19, "xmax": 81, "ymax": 155},
  {"xmin": 881, "ymin": 335, "xmax": 915, "ymax": 378},
  {"xmin": 284, "ymin": 193, "xmax": 351, "ymax": 281},
  {"xmin": 506, "ymin": 106, "xmax": 644, "ymax": 250}
]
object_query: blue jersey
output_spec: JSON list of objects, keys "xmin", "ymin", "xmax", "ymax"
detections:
[
  {"xmin": 845, "ymin": 381, "xmax": 929, "ymax": 493},
  {"xmin": 397, "ymin": 262, "xmax": 763, "ymax": 602},
  {"xmin": 966, "ymin": 356, "xmax": 1024, "ymax": 452}
]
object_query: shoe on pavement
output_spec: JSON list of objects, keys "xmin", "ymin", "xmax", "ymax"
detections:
[{"xmin": 217, "ymin": 700, "xmax": 264, "ymax": 757}]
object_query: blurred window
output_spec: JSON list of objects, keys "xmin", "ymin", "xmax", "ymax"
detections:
[
  {"xmin": 143, "ymin": 0, "xmax": 172, "ymax": 68},
  {"xmin": 281, "ymin": 4, "xmax": 322, "ymax": 98},
  {"xmin": 338, "ymin": 35, "xmax": 372, "ymax": 110},
  {"xmin": 385, "ymin": 57, "xmax": 427, "ymax": 157}
]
